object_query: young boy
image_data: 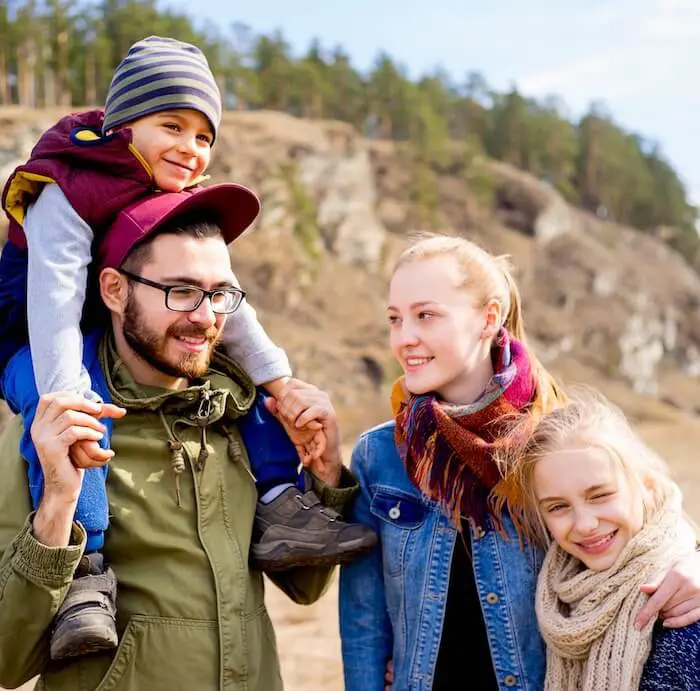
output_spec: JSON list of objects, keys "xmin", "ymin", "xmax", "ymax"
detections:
[{"xmin": 0, "ymin": 36, "xmax": 376, "ymax": 660}]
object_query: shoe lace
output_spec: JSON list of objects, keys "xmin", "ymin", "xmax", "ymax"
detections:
[{"xmin": 294, "ymin": 492, "xmax": 340, "ymax": 521}]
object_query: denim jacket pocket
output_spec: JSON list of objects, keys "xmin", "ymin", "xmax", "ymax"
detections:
[
  {"xmin": 370, "ymin": 487, "xmax": 428, "ymax": 528},
  {"xmin": 370, "ymin": 487, "xmax": 429, "ymax": 577}
]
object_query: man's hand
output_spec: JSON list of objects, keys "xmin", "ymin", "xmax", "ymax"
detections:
[
  {"xmin": 262, "ymin": 375, "xmax": 327, "ymax": 463},
  {"xmin": 636, "ymin": 551, "xmax": 700, "ymax": 629},
  {"xmin": 265, "ymin": 378, "xmax": 342, "ymax": 488},
  {"xmin": 31, "ymin": 393, "xmax": 125, "ymax": 546}
]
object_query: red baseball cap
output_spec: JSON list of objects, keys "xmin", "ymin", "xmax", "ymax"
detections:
[{"xmin": 97, "ymin": 183, "xmax": 261, "ymax": 271}]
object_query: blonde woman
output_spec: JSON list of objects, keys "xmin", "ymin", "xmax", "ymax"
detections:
[{"xmin": 513, "ymin": 387, "xmax": 700, "ymax": 690}]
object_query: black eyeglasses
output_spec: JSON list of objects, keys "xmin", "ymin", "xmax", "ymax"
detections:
[{"xmin": 118, "ymin": 269, "xmax": 246, "ymax": 314}]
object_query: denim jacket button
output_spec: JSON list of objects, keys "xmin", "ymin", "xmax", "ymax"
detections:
[
  {"xmin": 504, "ymin": 674, "xmax": 517, "ymax": 686},
  {"xmin": 474, "ymin": 526, "xmax": 486, "ymax": 539},
  {"xmin": 486, "ymin": 592, "xmax": 500, "ymax": 604},
  {"xmin": 389, "ymin": 505, "xmax": 401, "ymax": 520}
]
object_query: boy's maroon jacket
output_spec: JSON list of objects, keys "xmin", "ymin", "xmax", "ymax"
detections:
[{"xmin": 2, "ymin": 108, "xmax": 155, "ymax": 248}]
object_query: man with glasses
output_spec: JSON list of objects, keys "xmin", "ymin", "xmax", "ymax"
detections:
[{"xmin": 0, "ymin": 185, "xmax": 372, "ymax": 690}]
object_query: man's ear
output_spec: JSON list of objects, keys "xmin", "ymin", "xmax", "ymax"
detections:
[{"xmin": 100, "ymin": 268, "xmax": 128, "ymax": 316}]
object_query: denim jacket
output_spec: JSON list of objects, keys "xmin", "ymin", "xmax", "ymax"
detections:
[{"xmin": 339, "ymin": 421, "xmax": 546, "ymax": 691}]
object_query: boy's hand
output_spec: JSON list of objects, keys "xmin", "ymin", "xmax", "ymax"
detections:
[
  {"xmin": 264, "ymin": 378, "xmax": 342, "ymax": 488},
  {"xmin": 69, "ymin": 403, "xmax": 126, "ymax": 469},
  {"xmin": 70, "ymin": 439, "xmax": 113, "ymax": 469}
]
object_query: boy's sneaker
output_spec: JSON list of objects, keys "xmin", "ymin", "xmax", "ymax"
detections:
[
  {"xmin": 251, "ymin": 471, "xmax": 377, "ymax": 571},
  {"xmin": 50, "ymin": 552, "xmax": 118, "ymax": 660}
]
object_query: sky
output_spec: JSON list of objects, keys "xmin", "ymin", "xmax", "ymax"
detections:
[{"xmin": 168, "ymin": 0, "xmax": 700, "ymax": 204}]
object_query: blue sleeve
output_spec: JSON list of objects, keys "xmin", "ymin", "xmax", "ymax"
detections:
[
  {"xmin": 640, "ymin": 622, "xmax": 700, "ymax": 690},
  {"xmin": 339, "ymin": 435, "xmax": 393, "ymax": 691}
]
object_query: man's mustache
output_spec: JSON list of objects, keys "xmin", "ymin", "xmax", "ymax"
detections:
[{"xmin": 168, "ymin": 325, "xmax": 219, "ymax": 343}]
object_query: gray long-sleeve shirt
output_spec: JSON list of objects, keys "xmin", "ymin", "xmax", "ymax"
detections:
[{"xmin": 24, "ymin": 184, "xmax": 291, "ymax": 396}]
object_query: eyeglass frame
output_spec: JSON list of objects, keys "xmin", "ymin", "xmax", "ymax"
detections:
[{"xmin": 117, "ymin": 268, "xmax": 246, "ymax": 315}]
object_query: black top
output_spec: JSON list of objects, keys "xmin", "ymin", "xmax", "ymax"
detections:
[{"xmin": 433, "ymin": 529, "xmax": 499, "ymax": 690}]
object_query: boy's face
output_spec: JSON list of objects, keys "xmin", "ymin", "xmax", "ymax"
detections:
[{"xmin": 127, "ymin": 109, "xmax": 213, "ymax": 192}]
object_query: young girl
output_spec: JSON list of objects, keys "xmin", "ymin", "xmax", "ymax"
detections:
[
  {"xmin": 339, "ymin": 233, "xmax": 700, "ymax": 691},
  {"xmin": 512, "ymin": 387, "xmax": 700, "ymax": 690}
]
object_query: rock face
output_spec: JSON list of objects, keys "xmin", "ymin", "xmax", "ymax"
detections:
[
  {"xmin": 208, "ymin": 111, "xmax": 387, "ymax": 271},
  {"xmin": 528, "ymin": 212, "xmax": 700, "ymax": 413},
  {"xmin": 618, "ymin": 297, "xmax": 670, "ymax": 396},
  {"xmin": 298, "ymin": 148, "xmax": 386, "ymax": 269},
  {"xmin": 1, "ymin": 106, "xmax": 699, "ymax": 437}
]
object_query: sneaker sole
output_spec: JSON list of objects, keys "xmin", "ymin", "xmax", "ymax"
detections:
[
  {"xmin": 51, "ymin": 623, "xmax": 118, "ymax": 660},
  {"xmin": 251, "ymin": 535, "xmax": 378, "ymax": 571}
]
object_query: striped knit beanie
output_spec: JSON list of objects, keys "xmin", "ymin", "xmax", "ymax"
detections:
[{"xmin": 103, "ymin": 35, "xmax": 222, "ymax": 141}]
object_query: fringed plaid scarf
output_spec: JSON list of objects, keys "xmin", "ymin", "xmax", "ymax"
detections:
[{"xmin": 393, "ymin": 329, "xmax": 535, "ymax": 532}]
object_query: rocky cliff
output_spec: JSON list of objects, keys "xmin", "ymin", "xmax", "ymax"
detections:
[{"xmin": 2, "ymin": 106, "xmax": 699, "ymax": 439}]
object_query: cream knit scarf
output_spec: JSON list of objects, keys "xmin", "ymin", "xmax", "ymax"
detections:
[{"xmin": 536, "ymin": 487, "xmax": 694, "ymax": 691}]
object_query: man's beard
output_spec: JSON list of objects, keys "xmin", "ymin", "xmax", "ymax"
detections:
[{"xmin": 122, "ymin": 294, "xmax": 222, "ymax": 380}]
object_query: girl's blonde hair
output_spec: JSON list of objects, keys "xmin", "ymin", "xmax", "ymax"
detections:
[
  {"xmin": 393, "ymin": 233, "xmax": 567, "ymax": 415},
  {"xmin": 508, "ymin": 385, "xmax": 677, "ymax": 545}
]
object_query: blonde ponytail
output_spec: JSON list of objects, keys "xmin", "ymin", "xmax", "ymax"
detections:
[
  {"xmin": 495, "ymin": 257, "xmax": 568, "ymax": 415},
  {"xmin": 494, "ymin": 255, "xmax": 527, "ymax": 343}
]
